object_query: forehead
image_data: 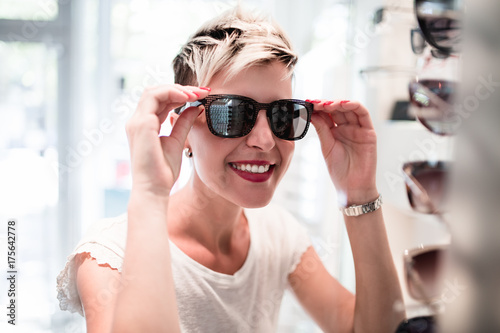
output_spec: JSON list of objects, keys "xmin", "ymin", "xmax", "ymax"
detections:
[{"xmin": 208, "ymin": 61, "xmax": 293, "ymax": 102}]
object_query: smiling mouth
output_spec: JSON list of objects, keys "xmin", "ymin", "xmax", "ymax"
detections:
[{"xmin": 229, "ymin": 163, "xmax": 272, "ymax": 174}]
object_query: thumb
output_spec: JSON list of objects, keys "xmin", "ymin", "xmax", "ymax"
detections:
[
  {"xmin": 169, "ymin": 106, "xmax": 203, "ymax": 147},
  {"xmin": 311, "ymin": 113, "xmax": 335, "ymax": 154}
]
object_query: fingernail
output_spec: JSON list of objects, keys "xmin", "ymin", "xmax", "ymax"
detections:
[
  {"xmin": 311, "ymin": 99, "xmax": 321, "ymax": 103},
  {"xmin": 193, "ymin": 92, "xmax": 200, "ymax": 98},
  {"xmin": 305, "ymin": 99, "xmax": 311, "ymax": 102},
  {"xmin": 200, "ymin": 87, "xmax": 211, "ymax": 91},
  {"xmin": 324, "ymin": 101, "xmax": 334, "ymax": 105},
  {"xmin": 340, "ymin": 100, "xmax": 350, "ymax": 104}
]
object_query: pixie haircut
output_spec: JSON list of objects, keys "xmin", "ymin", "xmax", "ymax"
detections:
[{"xmin": 172, "ymin": 7, "xmax": 298, "ymax": 87}]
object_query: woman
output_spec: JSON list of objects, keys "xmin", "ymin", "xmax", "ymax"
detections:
[{"xmin": 57, "ymin": 7, "xmax": 403, "ymax": 333}]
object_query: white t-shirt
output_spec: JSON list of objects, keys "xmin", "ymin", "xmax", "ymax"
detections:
[{"xmin": 56, "ymin": 204, "xmax": 311, "ymax": 332}]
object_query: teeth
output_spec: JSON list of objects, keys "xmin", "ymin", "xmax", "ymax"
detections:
[{"xmin": 231, "ymin": 163, "xmax": 271, "ymax": 174}]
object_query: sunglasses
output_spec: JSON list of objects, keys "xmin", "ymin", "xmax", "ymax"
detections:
[
  {"xmin": 395, "ymin": 315, "xmax": 437, "ymax": 333},
  {"xmin": 408, "ymin": 79, "xmax": 459, "ymax": 136},
  {"xmin": 175, "ymin": 94, "xmax": 313, "ymax": 141},
  {"xmin": 414, "ymin": 0, "xmax": 462, "ymax": 55},
  {"xmin": 410, "ymin": 28, "xmax": 451, "ymax": 59},
  {"xmin": 402, "ymin": 160, "xmax": 451, "ymax": 215},
  {"xmin": 404, "ymin": 244, "xmax": 449, "ymax": 303}
]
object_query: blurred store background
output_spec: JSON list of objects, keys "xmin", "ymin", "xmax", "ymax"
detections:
[{"xmin": 0, "ymin": 0, "xmax": 490, "ymax": 332}]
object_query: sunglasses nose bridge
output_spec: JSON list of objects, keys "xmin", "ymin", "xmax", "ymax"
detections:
[
  {"xmin": 244, "ymin": 109, "xmax": 276, "ymax": 150},
  {"xmin": 255, "ymin": 109, "xmax": 273, "ymax": 130}
]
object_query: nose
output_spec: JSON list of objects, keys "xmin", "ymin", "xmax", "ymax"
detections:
[{"xmin": 245, "ymin": 109, "xmax": 275, "ymax": 151}]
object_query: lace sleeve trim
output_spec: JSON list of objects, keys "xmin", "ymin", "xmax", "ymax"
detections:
[
  {"xmin": 56, "ymin": 242, "xmax": 123, "ymax": 316},
  {"xmin": 288, "ymin": 243, "xmax": 313, "ymax": 277}
]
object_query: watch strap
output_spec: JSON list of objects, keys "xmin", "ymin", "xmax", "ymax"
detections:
[{"xmin": 340, "ymin": 194, "xmax": 383, "ymax": 217}]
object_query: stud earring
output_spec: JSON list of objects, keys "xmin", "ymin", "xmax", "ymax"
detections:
[{"xmin": 184, "ymin": 148, "xmax": 193, "ymax": 158}]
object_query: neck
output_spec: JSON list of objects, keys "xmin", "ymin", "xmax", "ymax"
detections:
[{"xmin": 168, "ymin": 176, "xmax": 246, "ymax": 255}]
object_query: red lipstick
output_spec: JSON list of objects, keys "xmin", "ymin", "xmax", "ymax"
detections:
[{"xmin": 229, "ymin": 160, "xmax": 275, "ymax": 183}]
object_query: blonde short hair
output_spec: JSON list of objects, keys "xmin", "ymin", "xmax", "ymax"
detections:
[{"xmin": 172, "ymin": 7, "xmax": 297, "ymax": 87}]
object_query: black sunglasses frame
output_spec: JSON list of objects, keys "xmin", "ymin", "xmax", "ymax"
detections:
[
  {"xmin": 414, "ymin": 0, "xmax": 462, "ymax": 56},
  {"xmin": 410, "ymin": 28, "xmax": 450, "ymax": 59},
  {"xmin": 176, "ymin": 94, "xmax": 314, "ymax": 141}
]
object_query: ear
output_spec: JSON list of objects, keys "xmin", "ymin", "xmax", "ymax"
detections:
[{"xmin": 169, "ymin": 110, "xmax": 179, "ymax": 127}]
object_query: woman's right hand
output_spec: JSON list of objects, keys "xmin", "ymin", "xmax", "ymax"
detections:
[{"xmin": 125, "ymin": 84, "xmax": 210, "ymax": 196}]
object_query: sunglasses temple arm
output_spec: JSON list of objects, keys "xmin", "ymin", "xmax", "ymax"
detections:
[{"xmin": 174, "ymin": 101, "xmax": 203, "ymax": 115}]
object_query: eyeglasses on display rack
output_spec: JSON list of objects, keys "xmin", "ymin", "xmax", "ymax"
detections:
[
  {"xmin": 408, "ymin": 78, "xmax": 459, "ymax": 136},
  {"xmin": 396, "ymin": 161, "xmax": 451, "ymax": 333},
  {"xmin": 402, "ymin": 160, "xmax": 451, "ymax": 215},
  {"xmin": 414, "ymin": 0, "xmax": 462, "ymax": 58},
  {"xmin": 411, "ymin": 28, "xmax": 452, "ymax": 59},
  {"xmin": 404, "ymin": 244, "xmax": 449, "ymax": 303},
  {"xmin": 396, "ymin": 2, "xmax": 461, "ymax": 332}
]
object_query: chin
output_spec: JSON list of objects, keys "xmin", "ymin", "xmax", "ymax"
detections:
[{"xmin": 233, "ymin": 192, "xmax": 274, "ymax": 209}]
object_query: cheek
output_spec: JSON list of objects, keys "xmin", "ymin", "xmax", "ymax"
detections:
[
  {"xmin": 188, "ymin": 128, "xmax": 232, "ymax": 186},
  {"xmin": 279, "ymin": 141, "xmax": 295, "ymax": 170},
  {"xmin": 187, "ymin": 116, "xmax": 212, "ymax": 150}
]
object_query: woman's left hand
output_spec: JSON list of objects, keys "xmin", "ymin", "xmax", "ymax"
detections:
[{"xmin": 309, "ymin": 100, "xmax": 378, "ymax": 205}]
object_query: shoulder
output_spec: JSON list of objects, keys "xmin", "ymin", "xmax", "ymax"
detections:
[
  {"xmin": 56, "ymin": 214, "xmax": 128, "ymax": 316},
  {"xmin": 75, "ymin": 213, "xmax": 128, "ymax": 264},
  {"xmin": 76, "ymin": 253, "xmax": 122, "ymax": 331}
]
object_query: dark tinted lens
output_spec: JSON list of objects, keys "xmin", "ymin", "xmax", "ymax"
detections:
[
  {"xmin": 418, "ymin": 17, "xmax": 461, "ymax": 51},
  {"xmin": 207, "ymin": 97, "xmax": 255, "ymax": 137},
  {"xmin": 413, "ymin": 167, "xmax": 448, "ymax": 213},
  {"xmin": 407, "ymin": 249, "xmax": 446, "ymax": 300},
  {"xmin": 395, "ymin": 316, "xmax": 437, "ymax": 333},
  {"xmin": 409, "ymin": 80, "xmax": 458, "ymax": 136},
  {"xmin": 270, "ymin": 102, "xmax": 309, "ymax": 140},
  {"xmin": 415, "ymin": 0, "xmax": 462, "ymax": 53}
]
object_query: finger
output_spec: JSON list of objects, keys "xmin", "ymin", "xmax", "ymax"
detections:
[
  {"xmin": 309, "ymin": 100, "xmax": 348, "ymax": 126},
  {"xmin": 168, "ymin": 106, "xmax": 204, "ymax": 146},
  {"xmin": 137, "ymin": 87, "xmax": 189, "ymax": 117},
  {"xmin": 332, "ymin": 101, "xmax": 374, "ymax": 129},
  {"xmin": 331, "ymin": 110, "xmax": 348, "ymax": 126},
  {"xmin": 174, "ymin": 84, "xmax": 211, "ymax": 95},
  {"xmin": 311, "ymin": 113, "xmax": 335, "ymax": 155},
  {"xmin": 156, "ymin": 85, "xmax": 210, "ymax": 123},
  {"xmin": 173, "ymin": 84, "xmax": 204, "ymax": 100},
  {"xmin": 317, "ymin": 111, "xmax": 335, "ymax": 129},
  {"xmin": 343, "ymin": 111, "xmax": 360, "ymax": 126},
  {"xmin": 138, "ymin": 85, "xmax": 210, "ymax": 116}
]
